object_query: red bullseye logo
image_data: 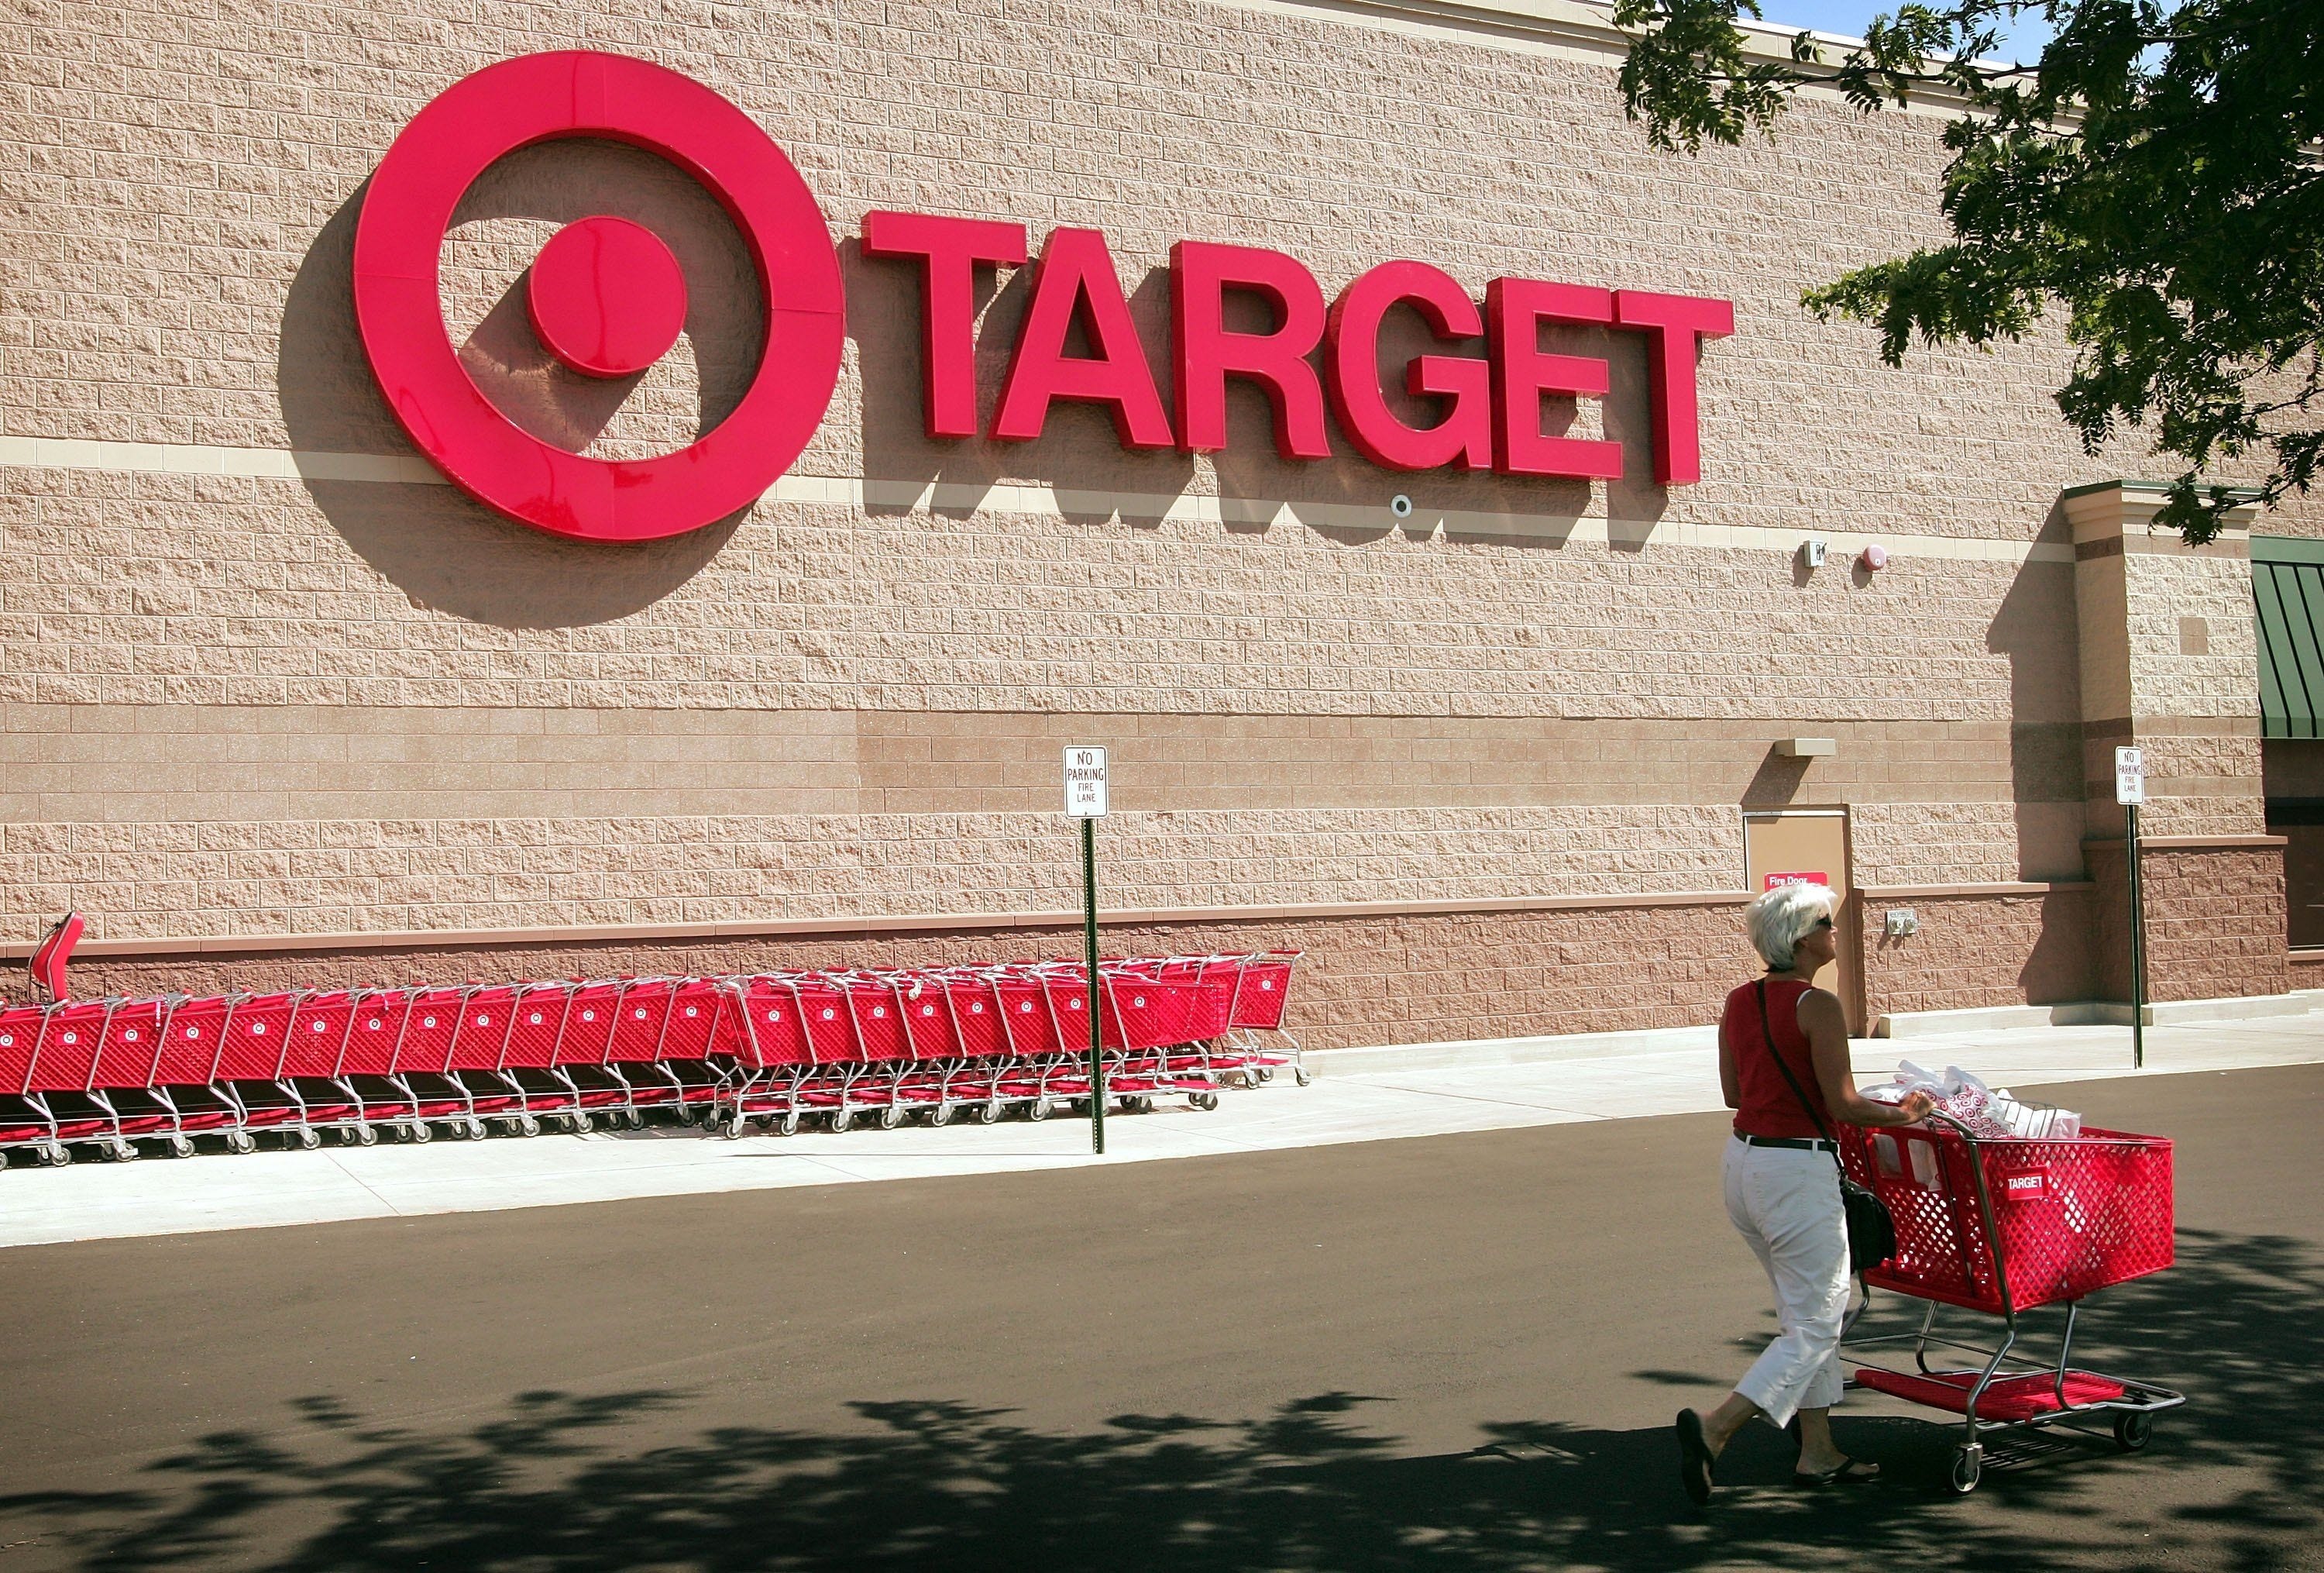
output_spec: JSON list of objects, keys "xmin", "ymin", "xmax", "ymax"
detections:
[
  {"xmin": 352, "ymin": 52, "xmax": 844, "ymax": 542},
  {"xmin": 527, "ymin": 215, "xmax": 690, "ymax": 378}
]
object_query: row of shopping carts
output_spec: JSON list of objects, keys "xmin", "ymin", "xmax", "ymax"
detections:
[{"xmin": 0, "ymin": 949, "xmax": 1303, "ymax": 1165}]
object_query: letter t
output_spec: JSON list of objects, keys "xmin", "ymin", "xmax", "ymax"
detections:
[
  {"xmin": 1613, "ymin": 290, "xmax": 1734, "ymax": 485},
  {"xmin": 863, "ymin": 212, "xmax": 1031, "ymax": 439}
]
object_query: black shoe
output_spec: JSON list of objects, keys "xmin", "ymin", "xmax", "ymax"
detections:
[
  {"xmin": 1675, "ymin": 1410, "xmax": 1715, "ymax": 1505},
  {"xmin": 1793, "ymin": 1458, "xmax": 1880, "ymax": 1487}
]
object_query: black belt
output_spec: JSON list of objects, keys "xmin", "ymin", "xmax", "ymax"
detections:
[{"xmin": 1734, "ymin": 1133, "xmax": 1838, "ymax": 1153}]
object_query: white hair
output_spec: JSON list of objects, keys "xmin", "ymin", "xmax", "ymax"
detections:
[{"xmin": 1747, "ymin": 882, "xmax": 1838, "ymax": 971}]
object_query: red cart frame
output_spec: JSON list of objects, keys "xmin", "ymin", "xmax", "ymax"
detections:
[{"xmin": 1838, "ymin": 1110, "xmax": 2185, "ymax": 1493}]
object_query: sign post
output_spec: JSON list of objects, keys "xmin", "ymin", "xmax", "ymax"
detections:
[
  {"xmin": 1064, "ymin": 748, "xmax": 1109, "ymax": 1154},
  {"xmin": 2116, "ymin": 746, "xmax": 2147, "ymax": 1070}
]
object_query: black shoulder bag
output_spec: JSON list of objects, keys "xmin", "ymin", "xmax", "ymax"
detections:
[{"xmin": 1755, "ymin": 979, "xmax": 1896, "ymax": 1275}]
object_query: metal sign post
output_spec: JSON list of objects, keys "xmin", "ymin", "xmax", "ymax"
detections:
[
  {"xmin": 1064, "ymin": 748, "xmax": 1109, "ymax": 1154},
  {"xmin": 2116, "ymin": 746, "xmax": 2147, "ymax": 1070}
]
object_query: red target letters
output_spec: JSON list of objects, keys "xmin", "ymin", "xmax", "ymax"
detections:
[{"xmin": 869, "ymin": 212, "xmax": 1731, "ymax": 484}]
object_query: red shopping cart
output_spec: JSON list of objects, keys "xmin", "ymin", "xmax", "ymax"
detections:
[
  {"xmin": 1118, "ymin": 951, "xmax": 1304, "ymax": 1089},
  {"xmin": 1, "ymin": 947, "xmax": 1302, "ymax": 1164},
  {"xmin": 1839, "ymin": 1110, "xmax": 2185, "ymax": 1493}
]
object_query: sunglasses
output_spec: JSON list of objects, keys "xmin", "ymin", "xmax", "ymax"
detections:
[{"xmin": 1808, "ymin": 917, "xmax": 1834, "ymax": 931}]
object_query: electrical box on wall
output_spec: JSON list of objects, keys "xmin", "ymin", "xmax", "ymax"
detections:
[{"xmin": 1885, "ymin": 908, "xmax": 1919, "ymax": 938}]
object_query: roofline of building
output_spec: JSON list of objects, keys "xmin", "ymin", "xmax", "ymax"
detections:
[{"xmin": 1228, "ymin": 0, "xmax": 2027, "ymax": 115}]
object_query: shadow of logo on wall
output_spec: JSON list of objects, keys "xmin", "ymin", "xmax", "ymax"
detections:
[{"xmin": 280, "ymin": 180, "xmax": 748, "ymax": 631}]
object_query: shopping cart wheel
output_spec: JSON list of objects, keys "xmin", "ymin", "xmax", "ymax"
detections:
[
  {"xmin": 928, "ymin": 1103, "xmax": 954, "ymax": 1127},
  {"xmin": 572, "ymin": 1112, "xmax": 594, "ymax": 1134},
  {"xmin": 1257, "ymin": 1066, "xmax": 1276, "ymax": 1083},
  {"xmin": 168, "ymin": 1135, "xmax": 196, "ymax": 1158},
  {"xmin": 516, "ymin": 1115, "xmax": 541, "ymax": 1138},
  {"xmin": 624, "ymin": 1110, "xmax": 647, "ymax": 1131},
  {"xmin": 1293, "ymin": 1065, "xmax": 1312, "ymax": 1087},
  {"xmin": 1026, "ymin": 1098, "xmax": 1051, "ymax": 1122},
  {"xmin": 1948, "ymin": 1445, "xmax": 1982, "ymax": 1496},
  {"xmin": 879, "ymin": 1104, "xmax": 905, "ymax": 1131},
  {"xmin": 227, "ymin": 1131, "xmax": 257, "ymax": 1155},
  {"xmin": 410, "ymin": 1123, "xmax": 432, "ymax": 1145},
  {"xmin": 721, "ymin": 1113, "xmax": 749, "ymax": 1141},
  {"xmin": 297, "ymin": 1129, "xmax": 321, "ymax": 1151},
  {"xmin": 2113, "ymin": 1413, "xmax": 2153, "ymax": 1453},
  {"xmin": 353, "ymin": 1124, "xmax": 379, "ymax": 1147},
  {"xmin": 42, "ymin": 1143, "xmax": 69, "ymax": 1167},
  {"xmin": 777, "ymin": 1111, "xmax": 803, "ymax": 1137},
  {"xmin": 1191, "ymin": 1092, "xmax": 1221, "ymax": 1112},
  {"xmin": 107, "ymin": 1138, "xmax": 138, "ymax": 1162},
  {"xmin": 830, "ymin": 1108, "xmax": 854, "ymax": 1134},
  {"xmin": 977, "ymin": 1100, "xmax": 1002, "ymax": 1125}
]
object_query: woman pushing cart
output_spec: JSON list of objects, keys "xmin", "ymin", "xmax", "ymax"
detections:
[{"xmin": 1678, "ymin": 883, "xmax": 2182, "ymax": 1499}]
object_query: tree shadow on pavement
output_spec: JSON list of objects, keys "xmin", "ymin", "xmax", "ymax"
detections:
[{"xmin": 5, "ymin": 1231, "xmax": 2317, "ymax": 1571}]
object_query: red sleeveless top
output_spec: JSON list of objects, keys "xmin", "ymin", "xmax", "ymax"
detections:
[{"xmin": 1724, "ymin": 978, "xmax": 1834, "ymax": 1140}]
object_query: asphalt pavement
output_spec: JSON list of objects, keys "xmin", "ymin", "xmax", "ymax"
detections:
[{"xmin": 2, "ymin": 1062, "xmax": 2318, "ymax": 1571}]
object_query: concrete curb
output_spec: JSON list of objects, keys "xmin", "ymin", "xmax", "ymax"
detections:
[
  {"xmin": 1314, "ymin": 990, "xmax": 2324, "ymax": 1076},
  {"xmin": 1877, "ymin": 992, "xmax": 2323, "ymax": 1036}
]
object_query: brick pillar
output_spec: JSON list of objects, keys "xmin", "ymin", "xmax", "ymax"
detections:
[{"xmin": 2065, "ymin": 482, "xmax": 2288, "ymax": 1002}]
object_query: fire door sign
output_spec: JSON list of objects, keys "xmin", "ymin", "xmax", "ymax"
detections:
[
  {"xmin": 1064, "ymin": 748, "xmax": 1108, "ymax": 817},
  {"xmin": 1763, "ymin": 871, "xmax": 1828, "ymax": 890},
  {"xmin": 2115, "ymin": 746, "xmax": 2145, "ymax": 806}
]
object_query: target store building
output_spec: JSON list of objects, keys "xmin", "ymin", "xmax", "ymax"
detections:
[{"xmin": 5, "ymin": 0, "xmax": 2317, "ymax": 1045}]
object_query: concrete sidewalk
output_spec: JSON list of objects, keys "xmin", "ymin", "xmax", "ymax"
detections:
[{"xmin": 4, "ymin": 1011, "xmax": 2320, "ymax": 1251}]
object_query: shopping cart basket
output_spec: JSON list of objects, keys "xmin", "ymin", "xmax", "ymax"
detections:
[
  {"xmin": 1119, "ymin": 951, "xmax": 1304, "ymax": 1088},
  {"xmin": 1839, "ymin": 1110, "xmax": 2184, "ymax": 1493},
  {"xmin": 0, "ymin": 948, "xmax": 1303, "ymax": 1164}
]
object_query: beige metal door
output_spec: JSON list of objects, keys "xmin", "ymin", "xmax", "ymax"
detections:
[{"xmin": 1743, "ymin": 809, "xmax": 1861, "ymax": 1034}]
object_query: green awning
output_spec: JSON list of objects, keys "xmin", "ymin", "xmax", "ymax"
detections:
[{"xmin": 2253, "ymin": 535, "xmax": 2324, "ymax": 739}]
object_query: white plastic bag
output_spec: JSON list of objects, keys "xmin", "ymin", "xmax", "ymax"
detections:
[{"xmin": 1873, "ymin": 1061, "xmax": 2080, "ymax": 1139}]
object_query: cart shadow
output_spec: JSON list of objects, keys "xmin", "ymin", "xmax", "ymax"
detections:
[{"xmin": 4, "ymin": 1231, "xmax": 2315, "ymax": 1571}]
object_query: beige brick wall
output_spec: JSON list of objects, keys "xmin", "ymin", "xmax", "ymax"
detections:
[
  {"xmin": 49, "ymin": 900, "xmax": 1762, "ymax": 1051},
  {"xmin": 1860, "ymin": 889, "xmax": 2095, "ymax": 1017},
  {"xmin": 2087, "ymin": 843, "xmax": 2289, "ymax": 1003},
  {"xmin": 0, "ymin": 467, "xmax": 2066, "ymax": 721},
  {"xmin": 0, "ymin": 804, "xmax": 1748, "ymax": 943},
  {"xmin": 0, "ymin": 0, "xmax": 2292, "ymax": 1008},
  {"xmin": 0, "ymin": 702, "xmax": 2071, "ymax": 816},
  {"xmin": 2127, "ymin": 549, "xmax": 2264, "ymax": 723}
]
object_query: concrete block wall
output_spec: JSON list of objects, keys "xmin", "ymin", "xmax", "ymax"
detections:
[
  {"xmin": 1, "ymin": 0, "xmax": 2308, "ymax": 1035},
  {"xmin": 0, "ymin": 805, "xmax": 1746, "ymax": 943},
  {"xmin": 2086, "ymin": 842, "xmax": 2291, "ymax": 1003},
  {"xmin": 1857, "ymin": 888, "xmax": 2095, "ymax": 1017},
  {"xmin": 55, "ymin": 897, "xmax": 1759, "ymax": 1052}
]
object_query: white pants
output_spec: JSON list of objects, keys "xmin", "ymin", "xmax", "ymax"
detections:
[{"xmin": 1723, "ymin": 1135, "xmax": 1851, "ymax": 1427}]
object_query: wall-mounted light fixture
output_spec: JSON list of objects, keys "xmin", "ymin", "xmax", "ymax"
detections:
[{"xmin": 1774, "ymin": 737, "xmax": 1837, "ymax": 758}]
